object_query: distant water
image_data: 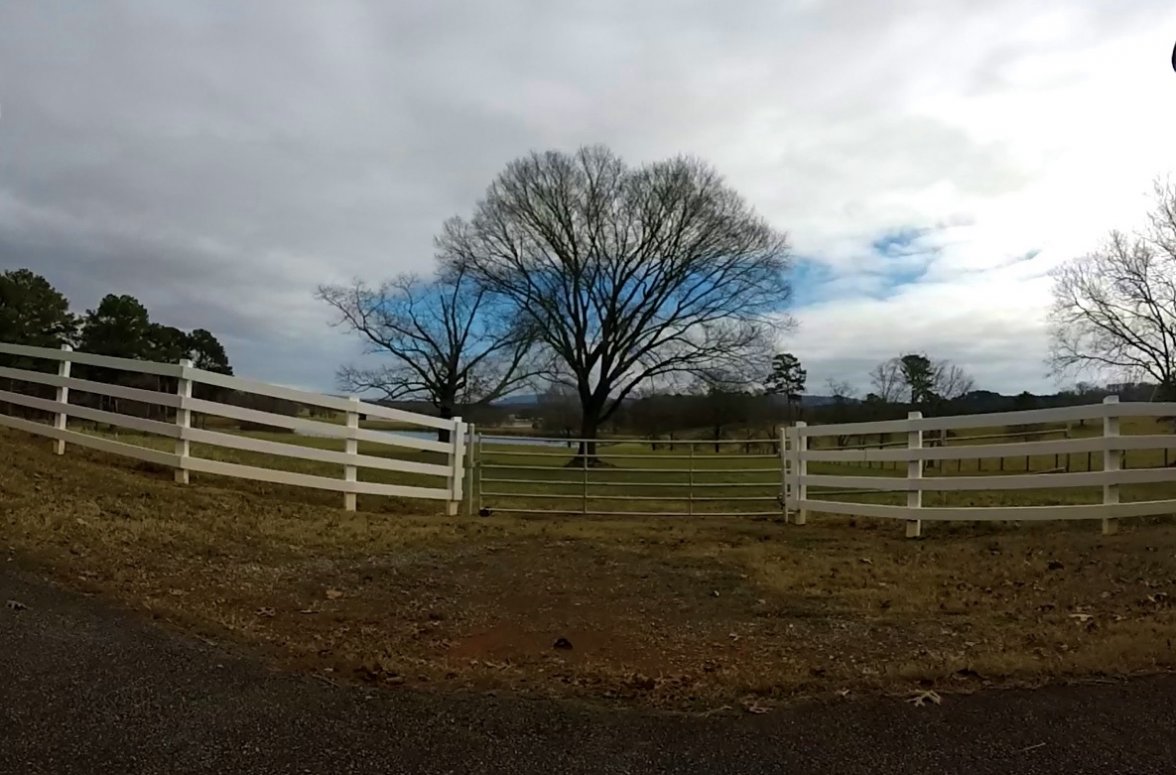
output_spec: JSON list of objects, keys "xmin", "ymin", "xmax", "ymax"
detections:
[
  {"xmin": 295, "ymin": 425, "xmax": 573, "ymax": 447},
  {"xmin": 385, "ymin": 430, "xmax": 570, "ymax": 447}
]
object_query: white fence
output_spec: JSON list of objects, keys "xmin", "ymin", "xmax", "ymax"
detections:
[
  {"xmin": 783, "ymin": 397, "xmax": 1176, "ymax": 536},
  {"xmin": 7, "ymin": 341, "xmax": 1176, "ymax": 532},
  {"xmin": 0, "ymin": 342, "xmax": 467, "ymax": 512}
]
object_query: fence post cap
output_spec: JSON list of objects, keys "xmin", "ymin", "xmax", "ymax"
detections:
[
  {"xmin": 348, "ymin": 395, "xmax": 361, "ymax": 403},
  {"xmin": 59, "ymin": 343, "xmax": 73, "ymax": 352},
  {"xmin": 907, "ymin": 410, "xmax": 923, "ymax": 419},
  {"xmin": 177, "ymin": 358, "xmax": 194, "ymax": 368},
  {"xmin": 1102, "ymin": 395, "xmax": 1120, "ymax": 404}
]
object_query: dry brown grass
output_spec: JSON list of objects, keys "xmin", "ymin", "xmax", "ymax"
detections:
[{"xmin": 3, "ymin": 427, "xmax": 1175, "ymax": 710}]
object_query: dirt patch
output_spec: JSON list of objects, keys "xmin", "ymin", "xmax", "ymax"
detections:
[{"xmin": 3, "ymin": 427, "xmax": 1176, "ymax": 710}]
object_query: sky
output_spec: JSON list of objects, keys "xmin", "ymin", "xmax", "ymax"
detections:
[{"xmin": 2, "ymin": 0, "xmax": 1175, "ymax": 397}]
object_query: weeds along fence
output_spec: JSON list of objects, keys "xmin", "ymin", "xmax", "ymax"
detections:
[
  {"xmin": 472, "ymin": 434, "xmax": 784, "ymax": 517},
  {"xmin": 783, "ymin": 398, "xmax": 1176, "ymax": 537},
  {"xmin": 0, "ymin": 342, "xmax": 468, "ymax": 512}
]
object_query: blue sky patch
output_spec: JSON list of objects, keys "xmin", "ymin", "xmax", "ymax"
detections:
[
  {"xmin": 791, "ymin": 226, "xmax": 940, "ymax": 308},
  {"xmin": 871, "ymin": 227, "xmax": 932, "ymax": 257}
]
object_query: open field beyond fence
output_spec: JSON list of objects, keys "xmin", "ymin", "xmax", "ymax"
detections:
[{"xmin": 4, "ymin": 427, "xmax": 1175, "ymax": 710}]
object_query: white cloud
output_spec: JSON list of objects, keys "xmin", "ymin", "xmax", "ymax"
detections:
[{"xmin": 1, "ymin": 0, "xmax": 1174, "ymax": 394}]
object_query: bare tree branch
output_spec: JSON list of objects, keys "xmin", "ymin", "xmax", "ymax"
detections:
[
  {"xmin": 437, "ymin": 145, "xmax": 792, "ymax": 449},
  {"xmin": 868, "ymin": 358, "xmax": 904, "ymax": 402},
  {"xmin": 316, "ymin": 271, "xmax": 541, "ymax": 424},
  {"xmin": 1049, "ymin": 179, "xmax": 1176, "ymax": 399},
  {"xmin": 933, "ymin": 361, "xmax": 975, "ymax": 400}
]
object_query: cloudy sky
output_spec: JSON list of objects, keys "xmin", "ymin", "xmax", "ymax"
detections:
[{"xmin": 2, "ymin": 1, "xmax": 1175, "ymax": 396}]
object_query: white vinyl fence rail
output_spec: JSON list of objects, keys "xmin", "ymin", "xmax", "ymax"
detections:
[
  {"xmin": 0, "ymin": 342, "xmax": 467, "ymax": 513},
  {"xmin": 783, "ymin": 397, "xmax": 1176, "ymax": 537}
]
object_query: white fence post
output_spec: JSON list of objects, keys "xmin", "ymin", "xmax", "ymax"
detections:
[
  {"xmin": 794, "ymin": 421, "xmax": 808, "ymax": 525},
  {"xmin": 448, "ymin": 417, "xmax": 465, "ymax": 516},
  {"xmin": 174, "ymin": 358, "xmax": 193, "ymax": 484},
  {"xmin": 52, "ymin": 344, "xmax": 72, "ymax": 455},
  {"xmin": 465, "ymin": 423, "xmax": 476, "ymax": 518},
  {"xmin": 906, "ymin": 411, "xmax": 923, "ymax": 538},
  {"xmin": 343, "ymin": 396, "xmax": 359, "ymax": 512},
  {"xmin": 1102, "ymin": 395, "xmax": 1120, "ymax": 535},
  {"xmin": 778, "ymin": 425, "xmax": 789, "ymax": 519}
]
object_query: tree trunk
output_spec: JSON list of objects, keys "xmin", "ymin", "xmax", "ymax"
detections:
[
  {"xmin": 435, "ymin": 404, "xmax": 454, "ymax": 444},
  {"xmin": 571, "ymin": 415, "xmax": 601, "ymax": 467}
]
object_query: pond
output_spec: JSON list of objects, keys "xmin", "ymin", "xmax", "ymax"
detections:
[{"xmin": 387, "ymin": 430, "xmax": 573, "ymax": 447}]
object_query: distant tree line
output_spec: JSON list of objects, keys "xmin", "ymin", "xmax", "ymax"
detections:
[
  {"xmin": 0, "ymin": 268, "xmax": 244, "ymax": 425},
  {"xmin": 1, "ymin": 268, "xmax": 232, "ymax": 372},
  {"xmin": 509, "ymin": 346, "xmax": 1139, "ymax": 450}
]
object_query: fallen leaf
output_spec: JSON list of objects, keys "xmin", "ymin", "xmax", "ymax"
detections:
[
  {"xmin": 5, "ymin": 599, "xmax": 28, "ymax": 611},
  {"xmin": 907, "ymin": 689, "xmax": 942, "ymax": 707},
  {"xmin": 325, "ymin": 588, "xmax": 343, "ymax": 600},
  {"xmin": 741, "ymin": 699, "xmax": 771, "ymax": 714},
  {"xmin": 255, "ymin": 607, "xmax": 276, "ymax": 618}
]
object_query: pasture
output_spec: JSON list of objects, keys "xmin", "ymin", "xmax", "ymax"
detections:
[{"xmin": 4, "ymin": 425, "xmax": 1175, "ymax": 710}]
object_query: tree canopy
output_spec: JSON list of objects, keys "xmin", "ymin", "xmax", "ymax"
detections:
[
  {"xmin": 0, "ymin": 269, "xmax": 77, "ymax": 349},
  {"xmin": 438, "ymin": 145, "xmax": 791, "ymax": 448},
  {"xmin": 78, "ymin": 294, "xmax": 154, "ymax": 359},
  {"xmin": 765, "ymin": 352, "xmax": 806, "ymax": 402}
]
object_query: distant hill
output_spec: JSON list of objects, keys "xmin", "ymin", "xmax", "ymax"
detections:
[
  {"xmin": 496, "ymin": 393, "xmax": 541, "ymax": 407},
  {"xmin": 493, "ymin": 392, "xmax": 848, "ymax": 408}
]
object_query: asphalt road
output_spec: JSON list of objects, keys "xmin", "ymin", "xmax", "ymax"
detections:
[{"xmin": 2, "ymin": 567, "xmax": 1175, "ymax": 775}]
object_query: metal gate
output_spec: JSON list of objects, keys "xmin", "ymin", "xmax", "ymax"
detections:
[{"xmin": 470, "ymin": 432, "xmax": 788, "ymax": 517}]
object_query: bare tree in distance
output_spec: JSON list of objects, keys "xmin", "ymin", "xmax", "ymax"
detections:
[
  {"xmin": 825, "ymin": 378, "xmax": 858, "ymax": 402},
  {"xmin": 1049, "ymin": 179, "xmax": 1176, "ymax": 400},
  {"xmin": 868, "ymin": 358, "xmax": 905, "ymax": 403},
  {"xmin": 316, "ymin": 269, "xmax": 539, "ymax": 441},
  {"xmin": 823, "ymin": 378, "xmax": 860, "ymax": 446},
  {"xmin": 935, "ymin": 361, "xmax": 976, "ymax": 401},
  {"xmin": 438, "ymin": 145, "xmax": 792, "ymax": 462},
  {"xmin": 693, "ymin": 369, "xmax": 759, "ymax": 453}
]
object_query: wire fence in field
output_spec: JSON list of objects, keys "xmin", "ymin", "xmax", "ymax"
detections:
[{"xmin": 472, "ymin": 434, "xmax": 785, "ymax": 517}]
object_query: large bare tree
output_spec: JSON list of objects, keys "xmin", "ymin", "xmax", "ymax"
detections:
[
  {"xmin": 437, "ymin": 146, "xmax": 791, "ymax": 459},
  {"xmin": 1049, "ymin": 180, "xmax": 1176, "ymax": 399},
  {"xmin": 316, "ymin": 268, "xmax": 538, "ymax": 439}
]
